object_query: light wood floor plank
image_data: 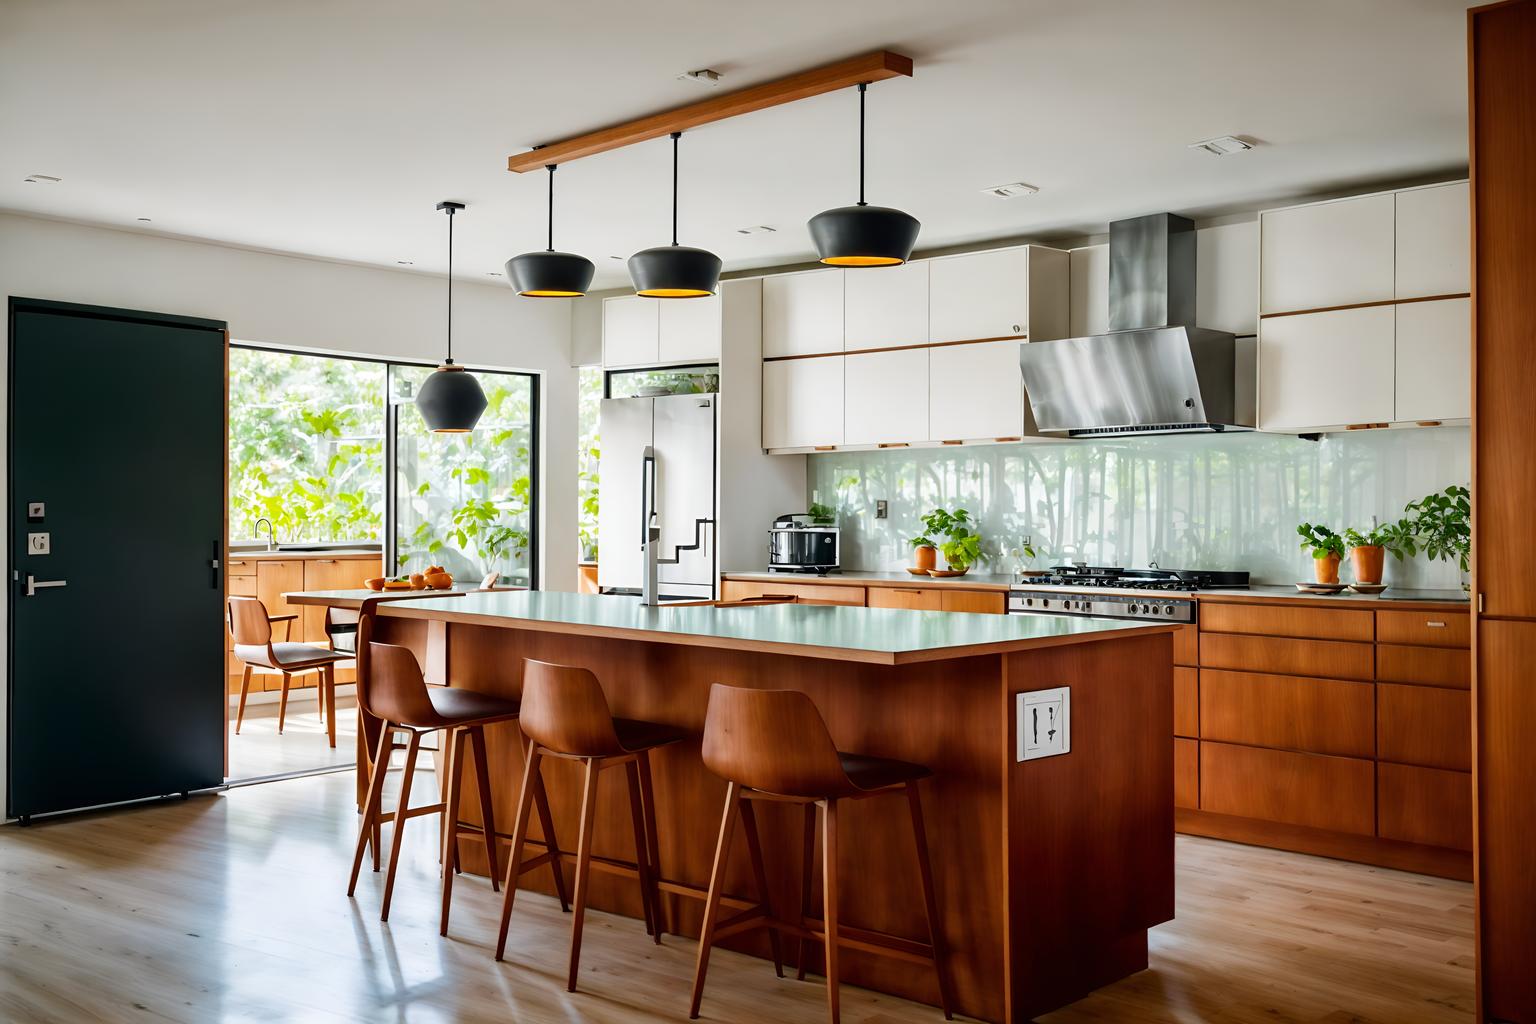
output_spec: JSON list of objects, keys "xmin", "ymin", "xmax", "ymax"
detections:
[{"xmin": 0, "ymin": 771, "xmax": 1473, "ymax": 1023}]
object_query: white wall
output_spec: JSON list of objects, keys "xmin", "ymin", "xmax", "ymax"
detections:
[{"xmin": 0, "ymin": 212, "xmax": 578, "ymax": 818}]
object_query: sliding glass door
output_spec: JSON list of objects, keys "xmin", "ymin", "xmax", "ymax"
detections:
[{"xmin": 390, "ymin": 364, "xmax": 538, "ymax": 587}]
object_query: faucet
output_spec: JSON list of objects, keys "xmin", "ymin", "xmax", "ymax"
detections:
[
  {"xmin": 640, "ymin": 447, "xmax": 660, "ymax": 606},
  {"xmin": 254, "ymin": 518, "xmax": 276, "ymax": 552}
]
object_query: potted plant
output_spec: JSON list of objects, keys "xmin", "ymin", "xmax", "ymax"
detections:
[
  {"xmin": 1393, "ymin": 485, "xmax": 1472, "ymax": 589},
  {"xmin": 1342, "ymin": 523, "xmax": 1405, "ymax": 585},
  {"xmin": 907, "ymin": 530, "xmax": 939, "ymax": 573},
  {"xmin": 914, "ymin": 507, "xmax": 984, "ymax": 575},
  {"xmin": 1297, "ymin": 522, "xmax": 1347, "ymax": 584},
  {"xmin": 808, "ymin": 501, "xmax": 837, "ymax": 526}
]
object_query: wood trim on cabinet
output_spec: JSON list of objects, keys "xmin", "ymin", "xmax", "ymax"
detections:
[
  {"xmin": 1257, "ymin": 292, "xmax": 1471, "ymax": 320},
  {"xmin": 1198, "ymin": 632, "xmax": 1374, "ymax": 681},
  {"xmin": 1199, "ymin": 668, "xmax": 1375, "ymax": 759},
  {"xmin": 1198, "ymin": 741, "xmax": 1375, "ymax": 836},
  {"xmin": 761, "ymin": 335, "xmax": 1026, "ymax": 363},
  {"xmin": 506, "ymin": 51, "xmax": 912, "ymax": 171},
  {"xmin": 1198, "ymin": 601, "xmax": 1374, "ymax": 642},
  {"xmin": 1175, "ymin": 808, "xmax": 1472, "ymax": 880}
]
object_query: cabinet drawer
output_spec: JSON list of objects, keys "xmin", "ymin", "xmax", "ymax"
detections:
[
  {"xmin": 1172, "ymin": 624, "xmax": 1198, "ymax": 666},
  {"xmin": 1200, "ymin": 668, "xmax": 1374, "ymax": 758},
  {"xmin": 938, "ymin": 590, "xmax": 1005, "ymax": 615},
  {"xmin": 1376, "ymin": 643, "xmax": 1470, "ymax": 689},
  {"xmin": 1173, "ymin": 667, "xmax": 1199, "ymax": 738},
  {"xmin": 1378, "ymin": 683, "xmax": 1471, "ymax": 771},
  {"xmin": 1200, "ymin": 741, "xmax": 1375, "ymax": 835},
  {"xmin": 1378, "ymin": 763, "xmax": 1471, "ymax": 851},
  {"xmin": 720, "ymin": 580, "xmax": 865, "ymax": 607},
  {"xmin": 228, "ymin": 575, "xmax": 258, "ymax": 597},
  {"xmin": 226, "ymin": 558, "xmax": 256, "ymax": 577},
  {"xmin": 1199, "ymin": 632, "xmax": 1373, "ymax": 681},
  {"xmin": 868, "ymin": 587, "xmax": 943, "ymax": 612},
  {"xmin": 1376, "ymin": 609, "xmax": 1469, "ymax": 648},
  {"xmin": 1174, "ymin": 738, "xmax": 1199, "ymax": 809},
  {"xmin": 1198, "ymin": 602, "xmax": 1373, "ymax": 641}
]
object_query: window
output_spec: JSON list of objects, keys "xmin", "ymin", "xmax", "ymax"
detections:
[
  {"xmin": 229, "ymin": 346, "xmax": 539, "ymax": 585},
  {"xmin": 228, "ymin": 349, "xmax": 385, "ymax": 544},
  {"xmin": 578, "ymin": 366, "xmax": 602, "ymax": 563},
  {"xmin": 391, "ymin": 365, "xmax": 539, "ymax": 587},
  {"xmin": 605, "ymin": 364, "xmax": 719, "ymax": 398}
]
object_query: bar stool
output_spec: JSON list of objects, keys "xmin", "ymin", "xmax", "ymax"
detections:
[
  {"xmin": 494, "ymin": 658, "xmax": 686, "ymax": 992},
  {"xmin": 228, "ymin": 596, "xmax": 348, "ymax": 746},
  {"xmin": 690, "ymin": 683, "xmax": 953, "ymax": 1024},
  {"xmin": 346, "ymin": 608, "xmax": 569, "ymax": 932}
]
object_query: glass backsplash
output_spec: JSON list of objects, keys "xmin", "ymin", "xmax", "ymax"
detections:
[{"xmin": 807, "ymin": 428, "xmax": 1471, "ymax": 588}]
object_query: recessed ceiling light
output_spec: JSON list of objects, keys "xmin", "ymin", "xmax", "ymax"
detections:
[
  {"xmin": 486, "ymin": 272, "xmax": 502, "ymax": 277},
  {"xmin": 609, "ymin": 255, "xmax": 625, "ymax": 260},
  {"xmin": 980, "ymin": 182, "xmax": 1039, "ymax": 199},
  {"xmin": 396, "ymin": 260, "xmax": 414, "ymax": 266},
  {"xmin": 23, "ymin": 174, "xmax": 61, "ymax": 184},
  {"xmin": 136, "ymin": 217, "xmax": 152, "ymax": 222},
  {"xmin": 735, "ymin": 225, "xmax": 778, "ymax": 235},
  {"xmin": 677, "ymin": 69, "xmax": 721, "ymax": 87},
  {"xmin": 1188, "ymin": 135, "xmax": 1253, "ymax": 156}
]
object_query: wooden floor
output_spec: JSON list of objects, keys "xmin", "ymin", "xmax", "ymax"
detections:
[{"xmin": 0, "ymin": 771, "xmax": 1474, "ymax": 1024}]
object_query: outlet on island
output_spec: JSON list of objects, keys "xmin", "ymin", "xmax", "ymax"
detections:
[{"xmin": 1017, "ymin": 686, "xmax": 1071, "ymax": 762}]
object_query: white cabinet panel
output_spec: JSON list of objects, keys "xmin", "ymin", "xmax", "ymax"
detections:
[
  {"xmin": 1396, "ymin": 182, "xmax": 1470, "ymax": 299},
  {"xmin": 596, "ymin": 397, "xmax": 652, "ymax": 590},
  {"xmin": 1259, "ymin": 306, "xmax": 1396, "ymax": 431},
  {"xmin": 928, "ymin": 249, "xmax": 1030, "ymax": 342},
  {"xmin": 844, "ymin": 262, "xmax": 929, "ymax": 350},
  {"xmin": 1070, "ymin": 245, "xmax": 1110, "ymax": 337},
  {"xmin": 1260, "ymin": 194, "xmax": 1395, "ymax": 314},
  {"xmin": 763, "ymin": 270, "xmax": 843, "ymax": 357},
  {"xmin": 603, "ymin": 296, "xmax": 660, "ymax": 367},
  {"xmin": 1395, "ymin": 297, "xmax": 1471, "ymax": 423},
  {"xmin": 762, "ymin": 356, "xmax": 843, "ymax": 449},
  {"xmin": 844, "ymin": 348, "xmax": 929, "ymax": 444},
  {"xmin": 928, "ymin": 340, "xmax": 1023, "ymax": 441},
  {"xmin": 653, "ymin": 394, "xmax": 717, "ymax": 587},
  {"xmin": 658, "ymin": 292, "xmax": 721, "ymax": 363}
]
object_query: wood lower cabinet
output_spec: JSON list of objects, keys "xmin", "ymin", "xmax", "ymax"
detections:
[
  {"xmin": 1376, "ymin": 642, "xmax": 1469, "ymax": 689},
  {"xmin": 1200, "ymin": 741, "xmax": 1375, "ymax": 836},
  {"xmin": 1199, "ymin": 631, "xmax": 1374, "ymax": 681},
  {"xmin": 1174, "ymin": 738, "xmax": 1199, "ymax": 809},
  {"xmin": 720, "ymin": 579, "xmax": 865, "ymax": 606},
  {"xmin": 720, "ymin": 577, "xmax": 1005, "ymax": 615},
  {"xmin": 1377, "ymin": 682, "xmax": 1471, "ymax": 771},
  {"xmin": 226, "ymin": 554, "xmax": 380, "ymax": 694},
  {"xmin": 1378, "ymin": 762, "xmax": 1471, "ymax": 851},
  {"xmin": 1173, "ymin": 667, "xmax": 1199, "ymax": 738},
  {"xmin": 1199, "ymin": 668, "xmax": 1374, "ymax": 759}
]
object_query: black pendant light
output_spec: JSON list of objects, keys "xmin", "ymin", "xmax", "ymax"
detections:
[
  {"xmin": 808, "ymin": 82, "xmax": 920, "ymax": 267},
  {"xmin": 628, "ymin": 131, "xmax": 722, "ymax": 298},
  {"xmin": 416, "ymin": 201, "xmax": 488, "ymax": 434},
  {"xmin": 505, "ymin": 164, "xmax": 595, "ymax": 297}
]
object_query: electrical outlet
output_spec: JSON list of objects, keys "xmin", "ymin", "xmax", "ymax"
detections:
[
  {"xmin": 1017, "ymin": 687, "xmax": 1070, "ymax": 761},
  {"xmin": 875, "ymin": 499, "xmax": 888, "ymax": 519},
  {"xmin": 27, "ymin": 532, "xmax": 50, "ymax": 555}
]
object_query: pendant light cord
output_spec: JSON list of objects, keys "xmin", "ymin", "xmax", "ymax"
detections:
[
  {"xmin": 670, "ymin": 131, "xmax": 681, "ymax": 246},
  {"xmin": 445, "ymin": 205, "xmax": 455, "ymax": 365},
  {"xmin": 857, "ymin": 82, "xmax": 868, "ymax": 207},
  {"xmin": 546, "ymin": 164, "xmax": 556, "ymax": 251}
]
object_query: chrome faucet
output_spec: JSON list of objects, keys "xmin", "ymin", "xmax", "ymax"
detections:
[
  {"xmin": 640, "ymin": 446, "xmax": 660, "ymax": 606},
  {"xmin": 254, "ymin": 518, "xmax": 276, "ymax": 552}
]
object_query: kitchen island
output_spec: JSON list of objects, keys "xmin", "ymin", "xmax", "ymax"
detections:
[{"xmin": 354, "ymin": 591, "xmax": 1177, "ymax": 1023}]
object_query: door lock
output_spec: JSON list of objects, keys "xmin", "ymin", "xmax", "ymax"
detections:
[{"xmin": 22, "ymin": 575, "xmax": 67, "ymax": 597}]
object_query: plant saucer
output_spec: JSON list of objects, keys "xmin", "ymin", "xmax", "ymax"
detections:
[
  {"xmin": 1348, "ymin": 582, "xmax": 1388, "ymax": 594},
  {"xmin": 1296, "ymin": 582, "xmax": 1348, "ymax": 593}
]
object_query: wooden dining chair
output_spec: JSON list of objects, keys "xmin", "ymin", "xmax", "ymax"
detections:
[
  {"xmin": 227, "ymin": 596, "xmax": 350, "ymax": 747},
  {"xmin": 690, "ymin": 683, "xmax": 953, "ymax": 1024}
]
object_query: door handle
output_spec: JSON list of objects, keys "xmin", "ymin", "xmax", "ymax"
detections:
[{"xmin": 23, "ymin": 575, "xmax": 67, "ymax": 597}]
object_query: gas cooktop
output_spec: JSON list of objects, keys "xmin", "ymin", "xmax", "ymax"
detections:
[{"xmin": 1024, "ymin": 565, "xmax": 1250, "ymax": 591}]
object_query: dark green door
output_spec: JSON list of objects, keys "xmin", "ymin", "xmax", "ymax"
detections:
[{"xmin": 8, "ymin": 298, "xmax": 227, "ymax": 819}]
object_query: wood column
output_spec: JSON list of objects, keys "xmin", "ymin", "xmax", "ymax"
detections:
[{"xmin": 1469, "ymin": 2, "xmax": 1536, "ymax": 1020}]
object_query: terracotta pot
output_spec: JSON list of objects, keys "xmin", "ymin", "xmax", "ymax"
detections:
[
  {"xmin": 1350, "ymin": 545, "xmax": 1385, "ymax": 585},
  {"xmin": 1314, "ymin": 553, "xmax": 1342, "ymax": 584},
  {"xmin": 913, "ymin": 545, "xmax": 937, "ymax": 572}
]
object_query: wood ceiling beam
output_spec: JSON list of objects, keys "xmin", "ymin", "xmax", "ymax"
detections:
[{"xmin": 507, "ymin": 50, "xmax": 913, "ymax": 173}]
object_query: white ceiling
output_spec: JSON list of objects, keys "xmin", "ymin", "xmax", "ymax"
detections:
[{"xmin": 0, "ymin": 0, "xmax": 1472, "ymax": 290}]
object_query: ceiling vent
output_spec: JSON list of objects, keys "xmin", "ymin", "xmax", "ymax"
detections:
[
  {"xmin": 981, "ymin": 182, "xmax": 1039, "ymax": 198},
  {"xmin": 735, "ymin": 224, "xmax": 777, "ymax": 235},
  {"xmin": 1187, "ymin": 135, "xmax": 1253, "ymax": 156},
  {"xmin": 677, "ymin": 69, "xmax": 722, "ymax": 87}
]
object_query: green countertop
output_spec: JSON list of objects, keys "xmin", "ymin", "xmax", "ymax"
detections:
[{"xmin": 369, "ymin": 590, "xmax": 1172, "ymax": 665}]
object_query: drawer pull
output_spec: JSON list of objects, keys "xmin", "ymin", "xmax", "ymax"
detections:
[
  {"xmin": 762, "ymin": 594, "xmax": 796, "ymax": 600},
  {"xmin": 892, "ymin": 588, "xmax": 924, "ymax": 594},
  {"xmin": 1426, "ymin": 621, "xmax": 1446, "ymax": 628}
]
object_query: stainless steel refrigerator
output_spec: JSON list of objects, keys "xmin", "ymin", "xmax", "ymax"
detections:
[{"xmin": 597, "ymin": 394, "xmax": 717, "ymax": 599}]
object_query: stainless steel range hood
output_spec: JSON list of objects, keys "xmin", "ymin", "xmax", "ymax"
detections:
[{"xmin": 1019, "ymin": 213, "xmax": 1254, "ymax": 436}]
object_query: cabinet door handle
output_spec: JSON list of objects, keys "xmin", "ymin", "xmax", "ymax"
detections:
[
  {"xmin": 892, "ymin": 588, "xmax": 924, "ymax": 594},
  {"xmin": 1426, "ymin": 621, "xmax": 1446, "ymax": 628},
  {"xmin": 762, "ymin": 593, "xmax": 796, "ymax": 600},
  {"xmin": 314, "ymin": 559, "xmax": 337, "ymax": 564}
]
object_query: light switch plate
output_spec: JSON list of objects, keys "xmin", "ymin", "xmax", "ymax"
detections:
[
  {"xmin": 1017, "ymin": 687, "xmax": 1071, "ymax": 761},
  {"xmin": 27, "ymin": 502, "xmax": 45, "ymax": 520},
  {"xmin": 27, "ymin": 532, "xmax": 50, "ymax": 555}
]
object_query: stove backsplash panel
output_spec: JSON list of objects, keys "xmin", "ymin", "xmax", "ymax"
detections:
[{"xmin": 806, "ymin": 428, "xmax": 1470, "ymax": 589}]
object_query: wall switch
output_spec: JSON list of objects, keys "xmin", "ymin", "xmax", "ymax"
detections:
[
  {"xmin": 27, "ymin": 502, "xmax": 45, "ymax": 521},
  {"xmin": 27, "ymin": 532, "xmax": 50, "ymax": 555},
  {"xmin": 1017, "ymin": 687, "xmax": 1070, "ymax": 761},
  {"xmin": 875, "ymin": 499, "xmax": 888, "ymax": 519}
]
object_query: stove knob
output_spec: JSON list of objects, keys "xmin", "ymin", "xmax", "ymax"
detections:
[
  {"xmin": 1128, "ymin": 603, "xmax": 1140, "ymax": 614},
  {"xmin": 1165, "ymin": 605, "xmax": 1175, "ymax": 616},
  {"xmin": 1025, "ymin": 598, "xmax": 1033, "ymax": 607},
  {"xmin": 1042, "ymin": 599, "xmax": 1050, "ymax": 608}
]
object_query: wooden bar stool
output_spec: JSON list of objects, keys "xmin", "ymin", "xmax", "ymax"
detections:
[
  {"xmin": 228, "ymin": 596, "xmax": 348, "ymax": 746},
  {"xmin": 690, "ymin": 683, "xmax": 953, "ymax": 1024},
  {"xmin": 494, "ymin": 658, "xmax": 686, "ymax": 992},
  {"xmin": 346, "ymin": 609, "xmax": 569, "ymax": 932}
]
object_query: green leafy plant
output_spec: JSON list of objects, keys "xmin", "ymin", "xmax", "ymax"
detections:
[
  {"xmin": 1345, "ymin": 522, "xmax": 1415, "ymax": 561},
  {"xmin": 913, "ymin": 507, "xmax": 985, "ymax": 570},
  {"xmin": 1394, "ymin": 485, "xmax": 1472, "ymax": 573},
  {"xmin": 1297, "ymin": 522, "xmax": 1346, "ymax": 560},
  {"xmin": 808, "ymin": 501, "xmax": 837, "ymax": 525}
]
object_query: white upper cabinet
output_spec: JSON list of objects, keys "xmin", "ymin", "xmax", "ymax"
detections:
[
  {"xmin": 844, "ymin": 262, "xmax": 929, "ymax": 350},
  {"xmin": 1395, "ymin": 297, "xmax": 1471, "ymax": 423},
  {"xmin": 844, "ymin": 348, "xmax": 929, "ymax": 445},
  {"xmin": 929, "ymin": 340, "xmax": 1024, "ymax": 441},
  {"xmin": 1259, "ymin": 305, "xmax": 1396, "ymax": 431},
  {"xmin": 929, "ymin": 246, "xmax": 1071, "ymax": 344},
  {"xmin": 1260, "ymin": 193, "xmax": 1395, "ymax": 314},
  {"xmin": 603, "ymin": 295, "xmax": 660, "ymax": 367},
  {"xmin": 658, "ymin": 293, "xmax": 721, "ymax": 363},
  {"xmin": 1070, "ymin": 245, "xmax": 1110, "ymax": 337},
  {"xmin": 1395, "ymin": 182, "xmax": 1470, "ymax": 299},
  {"xmin": 763, "ymin": 270, "xmax": 843, "ymax": 357},
  {"xmin": 762, "ymin": 355, "xmax": 843, "ymax": 449}
]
